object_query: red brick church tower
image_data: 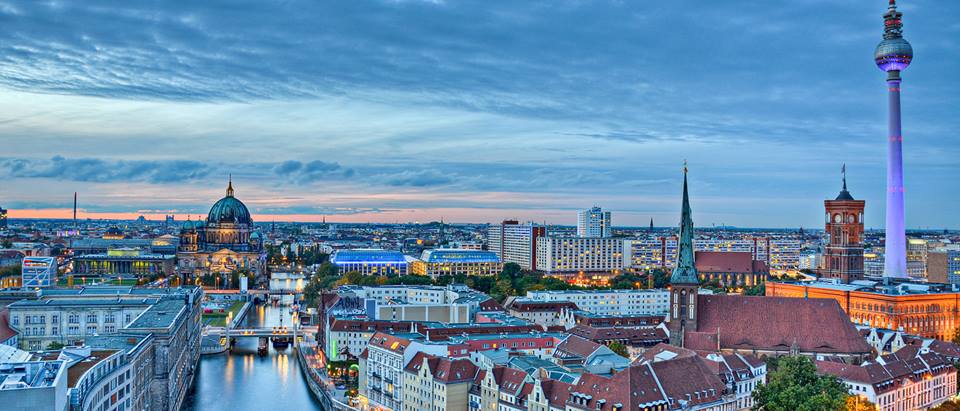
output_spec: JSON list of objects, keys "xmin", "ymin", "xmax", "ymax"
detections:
[{"xmin": 822, "ymin": 165, "xmax": 866, "ymax": 283}]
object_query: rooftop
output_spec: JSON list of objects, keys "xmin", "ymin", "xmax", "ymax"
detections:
[
  {"xmin": 420, "ymin": 249, "xmax": 500, "ymax": 263},
  {"xmin": 331, "ymin": 249, "xmax": 409, "ymax": 264},
  {"xmin": 127, "ymin": 298, "xmax": 187, "ymax": 330},
  {"xmin": 0, "ymin": 361, "xmax": 64, "ymax": 390}
]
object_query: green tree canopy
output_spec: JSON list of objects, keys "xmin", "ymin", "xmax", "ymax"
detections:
[
  {"xmin": 607, "ymin": 342, "xmax": 629, "ymax": 358},
  {"xmin": 751, "ymin": 356, "xmax": 849, "ymax": 411}
]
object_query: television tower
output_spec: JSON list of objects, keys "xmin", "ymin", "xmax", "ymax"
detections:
[{"xmin": 875, "ymin": 0, "xmax": 912, "ymax": 278}]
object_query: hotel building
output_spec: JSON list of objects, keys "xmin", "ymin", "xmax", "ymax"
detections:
[
  {"xmin": 487, "ymin": 221, "xmax": 545, "ymax": 270},
  {"xmin": 576, "ymin": 207, "xmax": 611, "ymax": 238},
  {"xmin": 535, "ymin": 236, "xmax": 624, "ymax": 274}
]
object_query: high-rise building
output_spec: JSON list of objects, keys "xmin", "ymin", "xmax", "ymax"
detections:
[
  {"xmin": 821, "ymin": 168, "xmax": 865, "ymax": 283},
  {"xmin": 487, "ymin": 220, "xmax": 545, "ymax": 270},
  {"xmin": 0, "ymin": 206, "xmax": 7, "ymax": 229},
  {"xmin": 576, "ymin": 206, "xmax": 611, "ymax": 238},
  {"xmin": 928, "ymin": 246, "xmax": 960, "ymax": 285},
  {"xmin": 875, "ymin": 0, "xmax": 912, "ymax": 278},
  {"xmin": 534, "ymin": 236, "xmax": 624, "ymax": 274}
]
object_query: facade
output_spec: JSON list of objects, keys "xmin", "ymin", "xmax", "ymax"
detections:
[
  {"xmin": 817, "ymin": 349, "xmax": 955, "ymax": 411},
  {"xmin": 411, "ymin": 249, "xmax": 502, "ymax": 278},
  {"xmin": 4, "ymin": 287, "xmax": 201, "ymax": 411},
  {"xmin": 330, "ymin": 249, "xmax": 412, "ymax": 276},
  {"xmin": 767, "ymin": 280, "xmax": 960, "ymax": 341},
  {"xmin": 576, "ymin": 207, "xmax": 611, "ymax": 238},
  {"xmin": 402, "ymin": 352, "xmax": 478, "ymax": 411},
  {"xmin": 0, "ymin": 359, "xmax": 68, "ymax": 411},
  {"xmin": 625, "ymin": 236, "xmax": 800, "ymax": 275},
  {"xmin": 21, "ymin": 257, "xmax": 56, "ymax": 289},
  {"xmin": 535, "ymin": 236, "xmax": 624, "ymax": 274},
  {"xmin": 177, "ymin": 179, "xmax": 264, "ymax": 278},
  {"xmin": 525, "ymin": 289, "xmax": 670, "ymax": 316},
  {"xmin": 505, "ymin": 300, "xmax": 579, "ymax": 328},
  {"xmin": 927, "ymin": 246, "xmax": 960, "ymax": 284},
  {"xmin": 907, "ymin": 238, "xmax": 929, "ymax": 280},
  {"xmin": 822, "ymin": 173, "xmax": 866, "ymax": 283},
  {"xmin": 487, "ymin": 221, "xmax": 545, "ymax": 270},
  {"xmin": 72, "ymin": 248, "xmax": 175, "ymax": 278},
  {"xmin": 0, "ymin": 206, "xmax": 7, "ymax": 229}
]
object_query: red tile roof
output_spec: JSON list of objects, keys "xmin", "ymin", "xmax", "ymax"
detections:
[
  {"xmin": 368, "ymin": 331, "xmax": 411, "ymax": 354},
  {"xmin": 694, "ymin": 251, "xmax": 766, "ymax": 273},
  {"xmin": 404, "ymin": 352, "xmax": 478, "ymax": 384},
  {"xmin": 555, "ymin": 334, "xmax": 602, "ymax": 359},
  {"xmin": 0, "ymin": 309, "xmax": 15, "ymax": 343},
  {"xmin": 688, "ymin": 295, "xmax": 871, "ymax": 355}
]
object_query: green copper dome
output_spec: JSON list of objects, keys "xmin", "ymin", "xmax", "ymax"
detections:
[{"xmin": 207, "ymin": 179, "xmax": 253, "ymax": 225}]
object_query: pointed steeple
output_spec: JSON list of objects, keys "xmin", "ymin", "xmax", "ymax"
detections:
[
  {"xmin": 670, "ymin": 163, "xmax": 699, "ymax": 284},
  {"xmin": 226, "ymin": 174, "xmax": 235, "ymax": 197},
  {"xmin": 836, "ymin": 164, "xmax": 855, "ymax": 201}
]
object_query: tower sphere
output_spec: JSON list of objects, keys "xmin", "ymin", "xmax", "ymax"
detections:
[{"xmin": 875, "ymin": 38, "xmax": 912, "ymax": 72}]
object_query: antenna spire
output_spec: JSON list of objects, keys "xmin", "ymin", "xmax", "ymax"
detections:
[{"xmin": 226, "ymin": 174, "xmax": 235, "ymax": 197}]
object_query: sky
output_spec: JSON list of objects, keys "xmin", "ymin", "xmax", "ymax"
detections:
[{"xmin": 0, "ymin": 0, "xmax": 958, "ymax": 228}]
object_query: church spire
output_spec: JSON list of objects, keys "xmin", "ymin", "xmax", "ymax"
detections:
[
  {"xmin": 670, "ymin": 163, "xmax": 698, "ymax": 284},
  {"xmin": 226, "ymin": 174, "xmax": 234, "ymax": 197}
]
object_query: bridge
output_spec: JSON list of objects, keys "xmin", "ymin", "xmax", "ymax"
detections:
[{"xmin": 203, "ymin": 326, "xmax": 303, "ymax": 338}]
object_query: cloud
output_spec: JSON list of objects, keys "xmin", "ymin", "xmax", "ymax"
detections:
[
  {"xmin": 0, "ymin": 155, "xmax": 212, "ymax": 183},
  {"xmin": 272, "ymin": 160, "xmax": 354, "ymax": 183},
  {"xmin": 382, "ymin": 169, "xmax": 452, "ymax": 187}
]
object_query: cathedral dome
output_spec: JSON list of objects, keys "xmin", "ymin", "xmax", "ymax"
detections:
[{"xmin": 207, "ymin": 179, "xmax": 253, "ymax": 225}]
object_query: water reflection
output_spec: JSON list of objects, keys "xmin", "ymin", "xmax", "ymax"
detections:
[{"xmin": 184, "ymin": 304, "xmax": 323, "ymax": 411}]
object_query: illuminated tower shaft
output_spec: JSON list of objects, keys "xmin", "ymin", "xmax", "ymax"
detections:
[
  {"xmin": 874, "ymin": 1, "xmax": 912, "ymax": 279},
  {"xmin": 884, "ymin": 76, "xmax": 907, "ymax": 278}
]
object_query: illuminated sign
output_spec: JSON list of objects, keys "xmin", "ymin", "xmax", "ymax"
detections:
[{"xmin": 22, "ymin": 257, "xmax": 56, "ymax": 288}]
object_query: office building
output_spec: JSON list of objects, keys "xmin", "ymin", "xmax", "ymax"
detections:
[
  {"xmin": 907, "ymin": 238, "xmax": 928, "ymax": 280},
  {"xmin": 410, "ymin": 249, "xmax": 502, "ymax": 278},
  {"xmin": 525, "ymin": 289, "xmax": 670, "ymax": 316},
  {"xmin": 21, "ymin": 257, "xmax": 56, "ymax": 289},
  {"xmin": 576, "ymin": 206, "xmax": 611, "ymax": 238},
  {"xmin": 625, "ymin": 236, "xmax": 800, "ymax": 274},
  {"xmin": 0, "ymin": 359, "xmax": 68, "ymax": 411},
  {"xmin": 821, "ymin": 169, "xmax": 865, "ymax": 283},
  {"xmin": 928, "ymin": 246, "xmax": 960, "ymax": 284},
  {"xmin": 487, "ymin": 221, "xmax": 545, "ymax": 270},
  {"xmin": 535, "ymin": 236, "xmax": 624, "ymax": 274},
  {"xmin": 0, "ymin": 206, "xmax": 7, "ymax": 229}
]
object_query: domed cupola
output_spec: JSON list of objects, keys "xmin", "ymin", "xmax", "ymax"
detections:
[{"xmin": 207, "ymin": 177, "xmax": 253, "ymax": 225}]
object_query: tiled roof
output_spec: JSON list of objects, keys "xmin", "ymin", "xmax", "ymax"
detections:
[
  {"xmin": 651, "ymin": 356, "xmax": 728, "ymax": 407},
  {"xmin": 508, "ymin": 300, "xmax": 579, "ymax": 312},
  {"xmin": 694, "ymin": 251, "xmax": 766, "ymax": 273},
  {"xmin": 689, "ymin": 295, "xmax": 871, "ymax": 355},
  {"xmin": 0, "ymin": 310, "xmax": 17, "ymax": 343},
  {"xmin": 570, "ymin": 325, "xmax": 667, "ymax": 345},
  {"xmin": 404, "ymin": 352, "xmax": 478, "ymax": 384},
  {"xmin": 555, "ymin": 335, "xmax": 602, "ymax": 359},
  {"xmin": 368, "ymin": 331, "xmax": 411, "ymax": 354}
]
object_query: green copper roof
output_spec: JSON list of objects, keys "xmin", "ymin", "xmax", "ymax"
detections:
[{"xmin": 670, "ymin": 168, "xmax": 699, "ymax": 285}]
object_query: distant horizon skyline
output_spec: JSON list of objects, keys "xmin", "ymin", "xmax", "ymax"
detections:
[{"xmin": 2, "ymin": 1, "xmax": 958, "ymax": 228}]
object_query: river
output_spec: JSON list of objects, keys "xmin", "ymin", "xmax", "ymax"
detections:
[{"xmin": 183, "ymin": 303, "xmax": 324, "ymax": 411}]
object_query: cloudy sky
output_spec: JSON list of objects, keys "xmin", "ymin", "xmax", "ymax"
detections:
[{"xmin": 1, "ymin": 0, "xmax": 958, "ymax": 228}]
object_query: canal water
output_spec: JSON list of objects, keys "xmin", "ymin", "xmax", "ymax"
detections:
[{"xmin": 184, "ymin": 304, "xmax": 323, "ymax": 411}]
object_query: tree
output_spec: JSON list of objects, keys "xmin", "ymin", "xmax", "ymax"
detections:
[
  {"xmin": 46, "ymin": 341, "xmax": 65, "ymax": 350},
  {"xmin": 607, "ymin": 342, "xmax": 629, "ymax": 358},
  {"xmin": 844, "ymin": 396, "xmax": 875, "ymax": 411},
  {"xmin": 751, "ymin": 356, "xmax": 849, "ymax": 411},
  {"xmin": 745, "ymin": 283, "xmax": 766, "ymax": 296},
  {"xmin": 931, "ymin": 400, "xmax": 960, "ymax": 411},
  {"xmin": 951, "ymin": 327, "xmax": 960, "ymax": 346}
]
